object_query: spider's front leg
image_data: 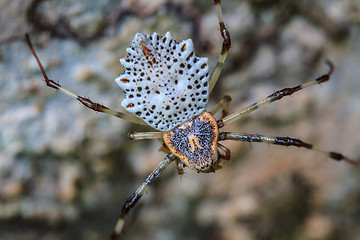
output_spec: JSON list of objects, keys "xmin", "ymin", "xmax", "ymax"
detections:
[
  {"xmin": 111, "ymin": 154, "xmax": 176, "ymax": 240},
  {"xmin": 219, "ymin": 132, "xmax": 358, "ymax": 165}
]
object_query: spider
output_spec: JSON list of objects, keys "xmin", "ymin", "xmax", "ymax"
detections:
[{"xmin": 26, "ymin": 0, "xmax": 358, "ymax": 239}]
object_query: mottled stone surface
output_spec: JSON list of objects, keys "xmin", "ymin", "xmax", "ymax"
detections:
[{"xmin": 1, "ymin": 0, "xmax": 360, "ymax": 239}]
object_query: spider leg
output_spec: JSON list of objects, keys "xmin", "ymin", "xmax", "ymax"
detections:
[
  {"xmin": 128, "ymin": 131, "xmax": 163, "ymax": 140},
  {"xmin": 111, "ymin": 153, "xmax": 175, "ymax": 240},
  {"xmin": 209, "ymin": 95, "xmax": 232, "ymax": 118},
  {"xmin": 209, "ymin": 0, "xmax": 231, "ymax": 93},
  {"xmin": 218, "ymin": 61, "xmax": 334, "ymax": 127},
  {"xmin": 217, "ymin": 142, "xmax": 231, "ymax": 160},
  {"xmin": 25, "ymin": 34, "xmax": 147, "ymax": 126},
  {"xmin": 176, "ymin": 160, "xmax": 185, "ymax": 175},
  {"xmin": 219, "ymin": 132, "xmax": 358, "ymax": 166}
]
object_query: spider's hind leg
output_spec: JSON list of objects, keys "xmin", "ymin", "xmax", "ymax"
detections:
[
  {"xmin": 219, "ymin": 132, "xmax": 358, "ymax": 166},
  {"xmin": 219, "ymin": 61, "xmax": 334, "ymax": 127},
  {"xmin": 209, "ymin": 0, "xmax": 232, "ymax": 93},
  {"xmin": 25, "ymin": 34, "xmax": 147, "ymax": 126},
  {"xmin": 210, "ymin": 95, "xmax": 232, "ymax": 118}
]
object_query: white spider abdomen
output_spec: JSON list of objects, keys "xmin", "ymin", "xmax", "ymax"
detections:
[{"xmin": 116, "ymin": 32, "xmax": 210, "ymax": 131}]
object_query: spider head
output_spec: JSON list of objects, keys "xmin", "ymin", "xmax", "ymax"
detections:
[{"xmin": 163, "ymin": 111, "xmax": 220, "ymax": 173}]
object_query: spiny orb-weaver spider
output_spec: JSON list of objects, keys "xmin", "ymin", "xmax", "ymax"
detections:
[{"xmin": 26, "ymin": 0, "xmax": 358, "ymax": 239}]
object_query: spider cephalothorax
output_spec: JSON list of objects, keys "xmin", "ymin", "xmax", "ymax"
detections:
[
  {"xmin": 26, "ymin": 0, "xmax": 358, "ymax": 239},
  {"xmin": 163, "ymin": 111, "xmax": 220, "ymax": 172}
]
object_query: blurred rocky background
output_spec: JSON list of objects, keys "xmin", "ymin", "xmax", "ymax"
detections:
[{"xmin": 1, "ymin": 0, "xmax": 360, "ymax": 239}]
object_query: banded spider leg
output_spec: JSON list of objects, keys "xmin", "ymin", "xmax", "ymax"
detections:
[
  {"xmin": 217, "ymin": 61, "xmax": 358, "ymax": 166},
  {"xmin": 25, "ymin": 34, "xmax": 147, "ymax": 126}
]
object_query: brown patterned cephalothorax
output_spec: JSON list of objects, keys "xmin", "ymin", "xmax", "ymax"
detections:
[
  {"xmin": 164, "ymin": 111, "xmax": 222, "ymax": 173},
  {"xmin": 25, "ymin": 0, "xmax": 358, "ymax": 239}
]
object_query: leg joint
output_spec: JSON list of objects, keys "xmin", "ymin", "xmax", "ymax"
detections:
[
  {"xmin": 274, "ymin": 137, "xmax": 312, "ymax": 149},
  {"xmin": 223, "ymin": 94, "xmax": 232, "ymax": 102},
  {"xmin": 220, "ymin": 23, "xmax": 231, "ymax": 53},
  {"xmin": 214, "ymin": 0, "xmax": 220, "ymax": 5}
]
